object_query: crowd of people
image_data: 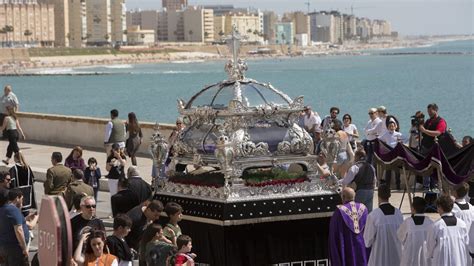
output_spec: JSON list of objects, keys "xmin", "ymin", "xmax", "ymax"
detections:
[{"xmin": 0, "ymin": 85, "xmax": 194, "ymax": 266}]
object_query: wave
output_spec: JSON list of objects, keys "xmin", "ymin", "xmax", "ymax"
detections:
[
  {"xmin": 34, "ymin": 68, "xmax": 75, "ymax": 74},
  {"xmin": 162, "ymin": 70, "xmax": 192, "ymax": 74},
  {"xmin": 102, "ymin": 64, "xmax": 133, "ymax": 69},
  {"xmin": 170, "ymin": 60, "xmax": 205, "ymax": 64}
]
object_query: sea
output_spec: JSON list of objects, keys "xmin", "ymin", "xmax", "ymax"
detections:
[{"xmin": 1, "ymin": 39, "xmax": 473, "ymax": 140}]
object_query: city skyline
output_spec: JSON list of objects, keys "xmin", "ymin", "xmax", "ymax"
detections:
[{"xmin": 126, "ymin": 0, "xmax": 473, "ymax": 36}]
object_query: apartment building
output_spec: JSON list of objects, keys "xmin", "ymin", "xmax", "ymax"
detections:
[
  {"xmin": 162, "ymin": 0, "xmax": 186, "ymax": 11},
  {"xmin": 0, "ymin": 2, "xmax": 55, "ymax": 46}
]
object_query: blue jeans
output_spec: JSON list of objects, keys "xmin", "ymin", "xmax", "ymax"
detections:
[{"xmin": 356, "ymin": 189, "xmax": 374, "ymax": 213}]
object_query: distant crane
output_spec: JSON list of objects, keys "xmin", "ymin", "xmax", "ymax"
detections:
[
  {"xmin": 304, "ymin": 1, "xmax": 310, "ymax": 14},
  {"xmin": 344, "ymin": 4, "xmax": 374, "ymax": 16}
]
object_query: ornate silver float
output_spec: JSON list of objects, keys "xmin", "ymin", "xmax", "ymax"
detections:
[{"xmin": 152, "ymin": 27, "xmax": 339, "ymax": 200}]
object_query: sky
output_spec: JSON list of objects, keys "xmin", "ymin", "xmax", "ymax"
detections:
[{"xmin": 126, "ymin": 0, "xmax": 473, "ymax": 36}]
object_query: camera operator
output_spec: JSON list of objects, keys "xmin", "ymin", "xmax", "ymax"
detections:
[
  {"xmin": 419, "ymin": 103, "xmax": 447, "ymax": 154},
  {"xmin": 408, "ymin": 111, "xmax": 424, "ymax": 151}
]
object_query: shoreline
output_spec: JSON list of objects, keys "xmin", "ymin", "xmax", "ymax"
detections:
[{"xmin": 1, "ymin": 35, "xmax": 472, "ymax": 74}]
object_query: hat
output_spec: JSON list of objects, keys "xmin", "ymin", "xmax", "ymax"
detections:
[
  {"xmin": 127, "ymin": 166, "xmax": 140, "ymax": 178},
  {"xmin": 176, "ymin": 117, "xmax": 183, "ymax": 124},
  {"xmin": 377, "ymin": 106, "xmax": 387, "ymax": 112},
  {"xmin": 111, "ymin": 143, "xmax": 120, "ymax": 150},
  {"xmin": 368, "ymin": 108, "xmax": 377, "ymax": 113}
]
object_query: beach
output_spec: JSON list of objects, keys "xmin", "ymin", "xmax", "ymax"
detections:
[{"xmin": 1, "ymin": 35, "xmax": 472, "ymax": 74}]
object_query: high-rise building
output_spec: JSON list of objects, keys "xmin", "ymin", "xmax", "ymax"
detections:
[
  {"xmin": 69, "ymin": 0, "xmax": 87, "ymax": 47},
  {"xmin": 343, "ymin": 14, "xmax": 356, "ymax": 40},
  {"xmin": 162, "ymin": 0, "xmax": 186, "ymax": 11},
  {"xmin": 263, "ymin": 11, "xmax": 277, "ymax": 43},
  {"xmin": 183, "ymin": 6, "xmax": 213, "ymax": 42},
  {"xmin": 282, "ymin": 11, "xmax": 311, "ymax": 45},
  {"xmin": 0, "ymin": 2, "xmax": 55, "ymax": 46},
  {"xmin": 38, "ymin": 0, "xmax": 69, "ymax": 46},
  {"xmin": 110, "ymin": 0, "xmax": 126, "ymax": 44},
  {"xmin": 274, "ymin": 22, "xmax": 293, "ymax": 45},
  {"xmin": 223, "ymin": 12, "xmax": 263, "ymax": 43},
  {"xmin": 309, "ymin": 11, "xmax": 342, "ymax": 44},
  {"xmin": 356, "ymin": 17, "xmax": 371, "ymax": 40},
  {"xmin": 86, "ymin": 0, "xmax": 111, "ymax": 44}
]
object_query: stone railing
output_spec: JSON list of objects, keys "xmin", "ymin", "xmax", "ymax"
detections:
[{"xmin": 17, "ymin": 112, "xmax": 175, "ymax": 156}]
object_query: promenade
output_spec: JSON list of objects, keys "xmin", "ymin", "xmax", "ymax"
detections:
[{"xmin": 0, "ymin": 139, "xmax": 441, "ymax": 258}]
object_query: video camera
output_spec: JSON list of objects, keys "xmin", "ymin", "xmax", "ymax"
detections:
[{"xmin": 411, "ymin": 112, "xmax": 425, "ymax": 128}]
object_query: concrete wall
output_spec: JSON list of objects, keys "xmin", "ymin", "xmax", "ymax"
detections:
[{"xmin": 17, "ymin": 112, "xmax": 175, "ymax": 155}]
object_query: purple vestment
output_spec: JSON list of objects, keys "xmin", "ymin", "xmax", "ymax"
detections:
[{"xmin": 329, "ymin": 201, "xmax": 370, "ymax": 266}]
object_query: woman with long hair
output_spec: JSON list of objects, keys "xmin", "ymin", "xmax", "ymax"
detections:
[
  {"xmin": 65, "ymin": 146, "xmax": 86, "ymax": 171},
  {"xmin": 125, "ymin": 112, "xmax": 142, "ymax": 166},
  {"xmin": 9, "ymin": 151, "xmax": 36, "ymax": 215},
  {"xmin": 74, "ymin": 230, "xmax": 118, "ymax": 266},
  {"xmin": 0, "ymin": 106, "xmax": 25, "ymax": 165}
]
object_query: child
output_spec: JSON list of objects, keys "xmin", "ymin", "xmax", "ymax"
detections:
[
  {"xmin": 143, "ymin": 224, "xmax": 175, "ymax": 266},
  {"xmin": 452, "ymin": 182, "xmax": 474, "ymax": 230},
  {"xmin": 164, "ymin": 202, "xmax": 183, "ymax": 244},
  {"xmin": 84, "ymin": 157, "xmax": 102, "ymax": 201},
  {"xmin": 106, "ymin": 214, "xmax": 135, "ymax": 266},
  {"xmin": 397, "ymin": 196, "xmax": 434, "ymax": 266},
  {"xmin": 175, "ymin": 235, "xmax": 196, "ymax": 266}
]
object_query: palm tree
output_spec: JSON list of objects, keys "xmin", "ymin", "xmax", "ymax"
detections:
[
  {"xmin": 24, "ymin": 29, "xmax": 33, "ymax": 43},
  {"xmin": 0, "ymin": 28, "xmax": 6, "ymax": 47},
  {"xmin": 4, "ymin": 25, "xmax": 14, "ymax": 46}
]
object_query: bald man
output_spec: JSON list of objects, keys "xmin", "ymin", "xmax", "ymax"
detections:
[{"xmin": 329, "ymin": 187, "xmax": 370, "ymax": 266}]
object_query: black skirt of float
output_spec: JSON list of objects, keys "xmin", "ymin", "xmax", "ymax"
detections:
[{"xmin": 154, "ymin": 193, "xmax": 340, "ymax": 265}]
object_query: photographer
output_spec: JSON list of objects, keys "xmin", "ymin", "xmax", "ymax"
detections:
[{"xmin": 419, "ymin": 103, "xmax": 447, "ymax": 154}]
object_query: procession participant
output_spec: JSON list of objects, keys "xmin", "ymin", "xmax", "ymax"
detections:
[
  {"xmin": 378, "ymin": 118, "xmax": 403, "ymax": 190},
  {"xmin": 363, "ymin": 108, "xmax": 382, "ymax": 164},
  {"xmin": 341, "ymin": 150, "xmax": 376, "ymax": 212},
  {"xmin": 397, "ymin": 197, "xmax": 433, "ymax": 266},
  {"xmin": 9, "ymin": 152, "xmax": 36, "ymax": 216},
  {"xmin": 452, "ymin": 183, "xmax": 474, "ymax": 234},
  {"xmin": 363, "ymin": 184, "xmax": 403, "ymax": 266},
  {"xmin": 328, "ymin": 187, "xmax": 369, "ymax": 266},
  {"xmin": 426, "ymin": 194, "xmax": 469, "ymax": 265}
]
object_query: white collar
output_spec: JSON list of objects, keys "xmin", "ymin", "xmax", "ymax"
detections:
[
  {"xmin": 441, "ymin": 212, "xmax": 454, "ymax": 217},
  {"xmin": 455, "ymin": 199, "xmax": 467, "ymax": 204},
  {"xmin": 413, "ymin": 213, "xmax": 425, "ymax": 217}
]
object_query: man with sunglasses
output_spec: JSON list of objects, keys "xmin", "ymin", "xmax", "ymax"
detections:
[
  {"xmin": 321, "ymin": 107, "xmax": 343, "ymax": 133},
  {"xmin": 70, "ymin": 196, "xmax": 105, "ymax": 251},
  {"xmin": 0, "ymin": 171, "xmax": 12, "ymax": 189}
]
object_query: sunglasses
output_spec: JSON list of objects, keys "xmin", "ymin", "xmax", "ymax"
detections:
[
  {"xmin": 5, "ymin": 178, "xmax": 11, "ymax": 182},
  {"xmin": 84, "ymin": 205, "xmax": 96, "ymax": 209},
  {"xmin": 368, "ymin": 112, "xmax": 375, "ymax": 115}
]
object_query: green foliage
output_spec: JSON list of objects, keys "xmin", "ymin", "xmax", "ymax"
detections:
[{"xmin": 242, "ymin": 167, "xmax": 306, "ymax": 184}]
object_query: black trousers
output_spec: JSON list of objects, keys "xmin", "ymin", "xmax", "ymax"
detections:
[
  {"xmin": 6, "ymin": 129, "xmax": 19, "ymax": 158},
  {"xmin": 0, "ymin": 245, "xmax": 29, "ymax": 266}
]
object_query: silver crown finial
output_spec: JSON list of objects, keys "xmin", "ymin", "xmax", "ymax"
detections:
[{"xmin": 224, "ymin": 25, "xmax": 247, "ymax": 80}]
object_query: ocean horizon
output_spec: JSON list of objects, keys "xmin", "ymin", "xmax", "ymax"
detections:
[{"xmin": 1, "ymin": 39, "xmax": 473, "ymax": 140}]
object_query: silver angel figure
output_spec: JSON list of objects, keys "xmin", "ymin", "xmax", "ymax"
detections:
[{"xmin": 149, "ymin": 124, "xmax": 169, "ymax": 190}]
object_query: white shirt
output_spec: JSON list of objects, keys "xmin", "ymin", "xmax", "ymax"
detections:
[
  {"xmin": 364, "ymin": 117, "xmax": 382, "ymax": 141},
  {"xmin": 0, "ymin": 92, "xmax": 19, "ymax": 113},
  {"xmin": 378, "ymin": 130, "xmax": 404, "ymax": 148},
  {"xmin": 303, "ymin": 111, "xmax": 321, "ymax": 132},
  {"xmin": 426, "ymin": 213, "xmax": 470, "ymax": 266},
  {"xmin": 343, "ymin": 123, "xmax": 358, "ymax": 142},
  {"xmin": 397, "ymin": 214, "xmax": 434, "ymax": 266},
  {"xmin": 363, "ymin": 203, "xmax": 403, "ymax": 266},
  {"xmin": 452, "ymin": 199, "xmax": 474, "ymax": 233},
  {"xmin": 341, "ymin": 162, "xmax": 376, "ymax": 186},
  {"xmin": 375, "ymin": 116, "xmax": 388, "ymax": 137}
]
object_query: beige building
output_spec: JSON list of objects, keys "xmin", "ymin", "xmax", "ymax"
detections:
[
  {"xmin": 162, "ymin": 0, "xmax": 186, "ymax": 11},
  {"xmin": 0, "ymin": 3, "xmax": 55, "ymax": 47},
  {"xmin": 68, "ymin": 0, "xmax": 87, "ymax": 47},
  {"xmin": 38, "ymin": 0, "xmax": 69, "ymax": 46},
  {"xmin": 213, "ymin": 15, "xmax": 225, "ymax": 41},
  {"xmin": 221, "ymin": 12, "xmax": 263, "ymax": 43},
  {"xmin": 110, "ymin": 0, "xmax": 126, "ymax": 44},
  {"xmin": 86, "ymin": 0, "xmax": 111, "ymax": 44},
  {"xmin": 126, "ymin": 25, "xmax": 154, "ymax": 45},
  {"xmin": 343, "ymin": 15, "xmax": 357, "ymax": 40},
  {"xmin": 183, "ymin": 6, "xmax": 213, "ymax": 42}
]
